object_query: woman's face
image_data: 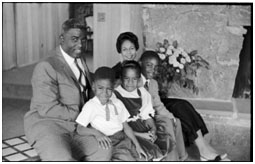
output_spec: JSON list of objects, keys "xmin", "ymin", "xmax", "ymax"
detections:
[
  {"xmin": 120, "ymin": 40, "xmax": 137, "ymax": 61},
  {"xmin": 121, "ymin": 68, "xmax": 139, "ymax": 92}
]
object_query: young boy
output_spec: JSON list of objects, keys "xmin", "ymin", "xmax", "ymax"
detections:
[
  {"xmin": 139, "ymin": 50, "xmax": 188, "ymax": 161},
  {"xmin": 76, "ymin": 66, "xmax": 146, "ymax": 161}
]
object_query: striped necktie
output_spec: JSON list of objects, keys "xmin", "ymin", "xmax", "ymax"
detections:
[
  {"xmin": 105, "ymin": 100, "xmax": 118, "ymax": 121},
  {"xmin": 74, "ymin": 58, "xmax": 88, "ymax": 102}
]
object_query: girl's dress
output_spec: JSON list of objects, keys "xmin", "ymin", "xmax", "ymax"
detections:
[{"xmin": 114, "ymin": 87, "xmax": 175, "ymax": 161}]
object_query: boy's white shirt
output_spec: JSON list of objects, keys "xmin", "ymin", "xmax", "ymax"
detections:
[
  {"xmin": 76, "ymin": 95, "xmax": 130, "ymax": 136},
  {"xmin": 114, "ymin": 85, "xmax": 155, "ymax": 120}
]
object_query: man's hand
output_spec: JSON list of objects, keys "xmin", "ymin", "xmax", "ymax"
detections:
[{"xmin": 95, "ymin": 133, "xmax": 112, "ymax": 149}]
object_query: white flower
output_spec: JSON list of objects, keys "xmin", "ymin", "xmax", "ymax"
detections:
[
  {"xmin": 180, "ymin": 58, "xmax": 186, "ymax": 64},
  {"xmin": 182, "ymin": 51, "xmax": 189, "ymax": 57},
  {"xmin": 166, "ymin": 47, "xmax": 173, "ymax": 56},
  {"xmin": 186, "ymin": 56, "xmax": 191, "ymax": 63},
  {"xmin": 173, "ymin": 60, "xmax": 179, "ymax": 67},
  {"xmin": 178, "ymin": 47, "xmax": 184, "ymax": 53},
  {"xmin": 179, "ymin": 63, "xmax": 184, "ymax": 69},
  {"xmin": 159, "ymin": 47, "xmax": 166, "ymax": 53},
  {"xmin": 169, "ymin": 55, "xmax": 178, "ymax": 65},
  {"xmin": 168, "ymin": 45, "xmax": 174, "ymax": 50},
  {"xmin": 158, "ymin": 53, "xmax": 166, "ymax": 60},
  {"xmin": 176, "ymin": 69, "xmax": 180, "ymax": 73},
  {"xmin": 173, "ymin": 49, "xmax": 180, "ymax": 57}
]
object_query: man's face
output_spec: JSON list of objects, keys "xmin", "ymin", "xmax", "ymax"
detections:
[
  {"xmin": 93, "ymin": 79, "xmax": 113, "ymax": 105},
  {"xmin": 141, "ymin": 58, "xmax": 159, "ymax": 80},
  {"xmin": 61, "ymin": 28, "xmax": 86, "ymax": 58}
]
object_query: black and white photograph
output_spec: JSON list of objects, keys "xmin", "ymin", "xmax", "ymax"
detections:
[{"xmin": 2, "ymin": 2, "xmax": 251, "ymax": 162}]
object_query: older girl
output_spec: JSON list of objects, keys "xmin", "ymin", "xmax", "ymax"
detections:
[{"xmin": 113, "ymin": 60, "xmax": 179, "ymax": 161}]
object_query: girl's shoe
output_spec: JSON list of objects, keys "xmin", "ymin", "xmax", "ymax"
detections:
[{"xmin": 200, "ymin": 153, "xmax": 229, "ymax": 161}]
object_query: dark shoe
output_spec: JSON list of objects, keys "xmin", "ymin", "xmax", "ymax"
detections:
[{"xmin": 200, "ymin": 154, "xmax": 230, "ymax": 161}]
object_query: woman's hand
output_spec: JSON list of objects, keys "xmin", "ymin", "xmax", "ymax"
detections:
[
  {"xmin": 94, "ymin": 132, "xmax": 112, "ymax": 149},
  {"xmin": 135, "ymin": 145, "xmax": 147, "ymax": 160}
]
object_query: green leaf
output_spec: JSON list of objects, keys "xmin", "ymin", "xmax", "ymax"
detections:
[
  {"xmin": 189, "ymin": 50, "xmax": 198, "ymax": 56},
  {"xmin": 172, "ymin": 40, "xmax": 178, "ymax": 48},
  {"xmin": 156, "ymin": 42, "xmax": 162, "ymax": 49}
]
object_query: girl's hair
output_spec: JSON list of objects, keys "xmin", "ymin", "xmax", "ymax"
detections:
[
  {"xmin": 139, "ymin": 50, "xmax": 160, "ymax": 63},
  {"xmin": 121, "ymin": 60, "xmax": 141, "ymax": 78},
  {"xmin": 116, "ymin": 32, "xmax": 139, "ymax": 53}
]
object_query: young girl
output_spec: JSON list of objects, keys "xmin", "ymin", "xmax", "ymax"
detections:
[
  {"xmin": 113, "ymin": 60, "xmax": 177, "ymax": 161},
  {"xmin": 76, "ymin": 66, "xmax": 146, "ymax": 161}
]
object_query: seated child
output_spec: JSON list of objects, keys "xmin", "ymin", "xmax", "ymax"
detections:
[
  {"xmin": 139, "ymin": 50, "xmax": 230, "ymax": 161},
  {"xmin": 113, "ymin": 60, "xmax": 176, "ymax": 161},
  {"xmin": 76, "ymin": 67, "xmax": 147, "ymax": 161}
]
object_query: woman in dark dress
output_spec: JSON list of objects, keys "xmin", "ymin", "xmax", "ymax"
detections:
[{"xmin": 112, "ymin": 32, "xmax": 229, "ymax": 161}]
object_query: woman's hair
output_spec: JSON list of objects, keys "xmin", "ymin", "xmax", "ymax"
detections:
[
  {"xmin": 116, "ymin": 32, "xmax": 139, "ymax": 53},
  {"xmin": 139, "ymin": 50, "xmax": 160, "ymax": 63},
  {"xmin": 121, "ymin": 60, "xmax": 141, "ymax": 78},
  {"xmin": 61, "ymin": 18, "xmax": 85, "ymax": 33}
]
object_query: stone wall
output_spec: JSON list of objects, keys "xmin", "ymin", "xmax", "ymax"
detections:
[{"xmin": 142, "ymin": 4, "xmax": 251, "ymax": 100}]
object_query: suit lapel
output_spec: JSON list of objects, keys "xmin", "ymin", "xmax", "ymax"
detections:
[{"xmin": 54, "ymin": 47, "xmax": 81, "ymax": 92}]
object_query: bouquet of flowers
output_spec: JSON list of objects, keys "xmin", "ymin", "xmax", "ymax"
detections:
[{"xmin": 155, "ymin": 39, "xmax": 210, "ymax": 98}]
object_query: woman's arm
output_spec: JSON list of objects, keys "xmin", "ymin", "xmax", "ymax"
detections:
[{"xmin": 123, "ymin": 122, "xmax": 147, "ymax": 159}]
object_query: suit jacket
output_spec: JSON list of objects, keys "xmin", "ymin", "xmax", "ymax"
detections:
[
  {"xmin": 24, "ymin": 46, "xmax": 93, "ymax": 144},
  {"xmin": 139, "ymin": 78, "xmax": 175, "ymax": 119}
]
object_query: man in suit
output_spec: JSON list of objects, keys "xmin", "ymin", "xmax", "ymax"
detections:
[
  {"xmin": 24, "ymin": 18, "xmax": 112, "ymax": 161},
  {"xmin": 139, "ymin": 51, "xmax": 188, "ymax": 161}
]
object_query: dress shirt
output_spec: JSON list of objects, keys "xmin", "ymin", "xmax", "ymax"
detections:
[{"xmin": 60, "ymin": 45, "xmax": 86, "ymax": 91}]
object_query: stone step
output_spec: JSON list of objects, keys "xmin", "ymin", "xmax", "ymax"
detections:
[
  {"xmin": 3, "ymin": 83, "xmax": 32, "ymax": 100},
  {"xmin": 200, "ymin": 112, "xmax": 251, "ymax": 161}
]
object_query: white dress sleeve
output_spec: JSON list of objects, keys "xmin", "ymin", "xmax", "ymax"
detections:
[{"xmin": 139, "ymin": 87, "xmax": 155, "ymax": 120}]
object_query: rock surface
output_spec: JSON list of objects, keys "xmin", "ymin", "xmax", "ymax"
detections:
[{"xmin": 142, "ymin": 4, "xmax": 251, "ymax": 100}]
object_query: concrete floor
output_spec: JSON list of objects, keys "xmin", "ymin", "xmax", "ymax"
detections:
[{"xmin": 2, "ymin": 98, "xmax": 30, "ymax": 140}]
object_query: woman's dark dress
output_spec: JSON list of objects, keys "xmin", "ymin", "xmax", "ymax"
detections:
[{"xmin": 161, "ymin": 98, "xmax": 208, "ymax": 146}]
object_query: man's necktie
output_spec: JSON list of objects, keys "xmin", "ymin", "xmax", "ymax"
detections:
[
  {"xmin": 74, "ymin": 58, "xmax": 87, "ymax": 102},
  {"xmin": 144, "ymin": 81, "xmax": 149, "ymax": 91},
  {"xmin": 74, "ymin": 58, "xmax": 86, "ymax": 89},
  {"xmin": 105, "ymin": 100, "xmax": 118, "ymax": 121}
]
